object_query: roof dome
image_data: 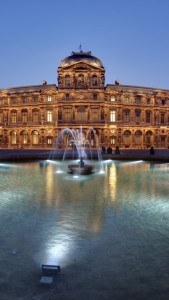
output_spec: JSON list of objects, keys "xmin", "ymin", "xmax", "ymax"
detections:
[{"xmin": 60, "ymin": 51, "xmax": 103, "ymax": 68}]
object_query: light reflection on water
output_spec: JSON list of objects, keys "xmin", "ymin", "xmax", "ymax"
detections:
[{"xmin": 1, "ymin": 160, "xmax": 169, "ymax": 277}]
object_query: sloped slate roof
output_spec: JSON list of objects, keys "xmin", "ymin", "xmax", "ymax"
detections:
[
  {"xmin": 106, "ymin": 84, "xmax": 169, "ymax": 94},
  {"xmin": 0, "ymin": 84, "xmax": 57, "ymax": 95}
]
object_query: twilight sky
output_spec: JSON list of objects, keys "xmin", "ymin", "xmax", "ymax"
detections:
[{"xmin": 1, "ymin": 0, "xmax": 169, "ymax": 90}]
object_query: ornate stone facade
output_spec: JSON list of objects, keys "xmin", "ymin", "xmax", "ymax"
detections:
[{"xmin": 0, "ymin": 50, "xmax": 169, "ymax": 149}]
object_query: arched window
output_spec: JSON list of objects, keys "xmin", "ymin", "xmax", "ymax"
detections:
[
  {"xmin": 65, "ymin": 75, "xmax": 70, "ymax": 86},
  {"xmin": 123, "ymin": 130, "xmax": 131, "ymax": 146},
  {"xmin": 32, "ymin": 130, "xmax": 39, "ymax": 145},
  {"xmin": 11, "ymin": 131, "xmax": 17, "ymax": 145},
  {"xmin": 21, "ymin": 130, "xmax": 28, "ymax": 145},
  {"xmin": 92, "ymin": 75, "xmax": 98, "ymax": 86},
  {"xmin": 135, "ymin": 130, "xmax": 142, "ymax": 146},
  {"xmin": 145, "ymin": 131, "xmax": 153, "ymax": 146}
]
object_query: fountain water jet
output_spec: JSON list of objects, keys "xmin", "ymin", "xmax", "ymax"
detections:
[{"xmin": 51, "ymin": 126, "xmax": 104, "ymax": 175}]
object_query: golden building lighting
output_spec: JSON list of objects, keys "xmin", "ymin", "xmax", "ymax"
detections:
[{"xmin": 0, "ymin": 50, "xmax": 168, "ymax": 149}]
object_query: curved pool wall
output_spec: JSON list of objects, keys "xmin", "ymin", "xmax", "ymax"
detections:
[{"xmin": 0, "ymin": 159, "xmax": 169, "ymax": 299}]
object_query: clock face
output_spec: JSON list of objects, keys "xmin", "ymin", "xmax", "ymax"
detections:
[{"xmin": 79, "ymin": 94, "xmax": 84, "ymax": 99}]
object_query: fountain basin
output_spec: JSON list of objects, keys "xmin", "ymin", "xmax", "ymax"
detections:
[{"xmin": 68, "ymin": 164, "xmax": 94, "ymax": 175}]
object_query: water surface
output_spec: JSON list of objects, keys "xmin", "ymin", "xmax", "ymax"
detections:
[{"xmin": 0, "ymin": 160, "xmax": 169, "ymax": 300}]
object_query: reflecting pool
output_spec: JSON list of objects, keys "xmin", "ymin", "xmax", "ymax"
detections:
[{"xmin": 0, "ymin": 160, "xmax": 169, "ymax": 300}]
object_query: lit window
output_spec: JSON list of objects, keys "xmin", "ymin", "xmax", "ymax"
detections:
[
  {"xmin": 21, "ymin": 131, "xmax": 28, "ymax": 144},
  {"xmin": 22, "ymin": 110, "xmax": 28, "ymax": 123},
  {"xmin": 32, "ymin": 130, "xmax": 39, "ymax": 144},
  {"xmin": 110, "ymin": 111, "xmax": 116, "ymax": 122},
  {"xmin": 48, "ymin": 96, "xmax": 52, "ymax": 102},
  {"xmin": 11, "ymin": 131, "xmax": 17, "ymax": 145},
  {"xmin": 47, "ymin": 110, "xmax": 52, "ymax": 122},
  {"xmin": 11, "ymin": 111, "xmax": 17, "ymax": 123},
  {"xmin": 111, "ymin": 96, "xmax": 115, "ymax": 102},
  {"xmin": 33, "ymin": 110, "xmax": 39, "ymax": 123},
  {"xmin": 47, "ymin": 137, "xmax": 53, "ymax": 145}
]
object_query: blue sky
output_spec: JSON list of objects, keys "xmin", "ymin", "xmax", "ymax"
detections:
[{"xmin": 1, "ymin": 0, "xmax": 169, "ymax": 89}]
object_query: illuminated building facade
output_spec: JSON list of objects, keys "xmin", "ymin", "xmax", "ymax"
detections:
[{"xmin": 0, "ymin": 50, "xmax": 169, "ymax": 149}]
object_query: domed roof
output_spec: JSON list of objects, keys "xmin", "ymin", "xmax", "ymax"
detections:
[{"xmin": 60, "ymin": 50, "xmax": 103, "ymax": 68}]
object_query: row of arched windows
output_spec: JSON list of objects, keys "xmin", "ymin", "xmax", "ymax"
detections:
[
  {"xmin": 64, "ymin": 74, "xmax": 98, "ymax": 87},
  {"xmin": 9, "ymin": 130, "xmax": 53, "ymax": 145}
]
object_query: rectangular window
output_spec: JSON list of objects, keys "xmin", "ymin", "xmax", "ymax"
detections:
[
  {"xmin": 93, "ymin": 93, "xmax": 97, "ymax": 100},
  {"xmin": 12, "ymin": 112, "xmax": 17, "ymax": 123},
  {"xmin": 146, "ymin": 112, "xmax": 151, "ymax": 123},
  {"xmin": 161, "ymin": 113, "xmax": 165, "ymax": 124},
  {"xmin": 22, "ymin": 98, "xmax": 27, "ymax": 104},
  {"xmin": 124, "ymin": 97, "xmax": 129, "ymax": 103},
  {"xmin": 47, "ymin": 110, "xmax": 52, "ymax": 122},
  {"xmin": 111, "ymin": 96, "xmax": 115, "ymax": 102},
  {"xmin": 33, "ymin": 97, "xmax": 38, "ymax": 103},
  {"xmin": 77, "ymin": 112, "xmax": 86, "ymax": 122},
  {"xmin": 135, "ymin": 111, "xmax": 141, "ymax": 123},
  {"xmin": 135, "ymin": 96, "xmax": 141, "ymax": 104},
  {"xmin": 64, "ymin": 109, "xmax": 71, "ymax": 121},
  {"xmin": 91, "ymin": 109, "xmax": 98, "ymax": 122},
  {"xmin": 124, "ymin": 111, "xmax": 129, "ymax": 122},
  {"xmin": 110, "ymin": 111, "xmax": 116, "ymax": 122},
  {"xmin": 22, "ymin": 112, "xmax": 28, "ymax": 123},
  {"xmin": 66, "ymin": 94, "xmax": 69, "ymax": 100},
  {"xmin": 47, "ymin": 138, "xmax": 52, "ymax": 145},
  {"xmin": 48, "ymin": 96, "xmax": 52, "ymax": 102},
  {"xmin": 33, "ymin": 111, "xmax": 39, "ymax": 123},
  {"xmin": 0, "ymin": 113, "xmax": 3, "ymax": 123},
  {"xmin": 12, "ymin": 98, "xmax": 17, "ymax": 104}
]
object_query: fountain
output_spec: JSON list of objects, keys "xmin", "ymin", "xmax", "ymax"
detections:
[{"xmin": 52, "ymin": 126, "xmax": 103, "ymax": 175}]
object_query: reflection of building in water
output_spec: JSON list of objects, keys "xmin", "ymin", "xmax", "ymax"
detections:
[
  {"xmin": 1, "ymin": 50, "xmax": 169, "ymax": 149},
  {"xmin": 103, "ymin": 163, "xmax": 117, "ymax": 202}
]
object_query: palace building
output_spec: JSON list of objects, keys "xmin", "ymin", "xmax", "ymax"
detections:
[{"xmin": 0, "ymin": 50, "xmax": 169, "ymax": 149}]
